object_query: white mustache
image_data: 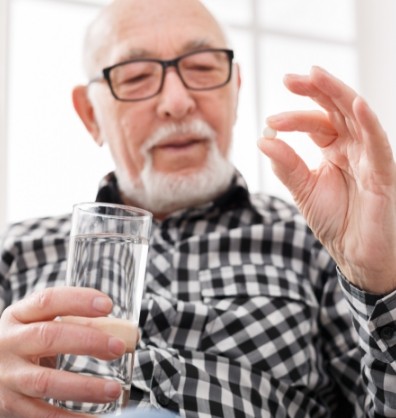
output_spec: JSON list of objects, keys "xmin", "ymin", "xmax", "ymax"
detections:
[{"xmin": 140, "ymin": 120, "xmax": 217, "ymax": 156}]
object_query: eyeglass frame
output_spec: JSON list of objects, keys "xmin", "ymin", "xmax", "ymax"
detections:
[{"xmin": 88, "ymin": 48, "xmax": 235, "ymax": 102}]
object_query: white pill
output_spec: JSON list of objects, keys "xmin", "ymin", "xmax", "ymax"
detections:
[{"xmin": 262, "ymin": 126, "xmax": 277, "ymax": 139}]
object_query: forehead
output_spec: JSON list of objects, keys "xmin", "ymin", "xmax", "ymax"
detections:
[{"xmin": 92, "ymin": 0, "xmax": 228, "ymax": 66}]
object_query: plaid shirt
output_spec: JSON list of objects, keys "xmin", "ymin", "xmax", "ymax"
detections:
[{"xmin": 1, "ymin": 171, "xmax": 396, "ymax": 417}]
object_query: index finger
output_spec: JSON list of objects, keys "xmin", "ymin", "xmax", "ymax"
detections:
[
  {"xmin": 5, "ymin": 287, "xmax": 113, "ymax": 324},
  {"xmin": 283, "ymin": 73, "xmax": 338, "ymax": 113},
  {"xmin": 284, "ymin": 66, "xmax": 357, "ymax": 120}
]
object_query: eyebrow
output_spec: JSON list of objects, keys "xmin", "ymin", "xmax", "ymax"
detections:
[{"xmin": 118, "ymin": 39, "xmax": 222, "ymax": 62}]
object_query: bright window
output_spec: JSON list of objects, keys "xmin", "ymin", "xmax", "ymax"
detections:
[
  {"xmin": 3, "ymin": 0, "xmax": 358, "ymax": 226},
  {"xmin": 202, "ymin": 0, "xmax": 357, "ymax": 200}
]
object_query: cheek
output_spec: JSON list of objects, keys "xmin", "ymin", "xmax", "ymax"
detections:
[
  {"xmin": 218, "ymin": 123, "xmax": 233, "ymax": 157},
  {"xmin": 206, "ymin": 80, "xmax": 237, "ymax": 125},
  {"xmin": 201, "ymin": 100, "xmax": 235, "ymax": 157},
  {"xmin": 118, "ymin": 119, "xmax": 147, "ymax": 169},
  {"xmin": 99, "ymin": 113, "xmax": 146, "ymax": 180}
]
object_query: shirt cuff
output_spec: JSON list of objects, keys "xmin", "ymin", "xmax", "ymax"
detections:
[{"xmin": 338, "ymin": 267, "xmax": 396, "ymax": 365}]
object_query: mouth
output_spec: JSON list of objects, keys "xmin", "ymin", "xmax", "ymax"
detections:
[
  {"xmin": 153, "ymin": 136, "xmax": 208, "ymax": 151},
  {"xmin": 146, "ymin": 130, "xmax": 213, "ymax": 173}
]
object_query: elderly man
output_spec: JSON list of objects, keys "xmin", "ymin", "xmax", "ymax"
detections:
[{"xmin": 1, "ymin": 0, "xmax": 396, "ymax": 417}]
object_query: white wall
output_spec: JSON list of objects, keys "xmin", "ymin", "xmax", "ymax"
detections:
[
  {"xmin": 0, "ymin": 0, "xmax": 8, "ymax": 231},
  {"xmin": 356, "ymin": 0, "xmax": 396, "ymax": 149},
  {"xmin": 1, "ymin": 0, "xmax": 396, "ymax": 231},
  {"xmin": 5, "ymin": 0, "xmax": 114, "ymax": 229}
]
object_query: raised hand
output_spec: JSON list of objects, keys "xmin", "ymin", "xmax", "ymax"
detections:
[
  {"xmin": 0, "ymin": 287, "xmax": 127, "ymax": 418},
  {"xmin": 258, "ymin": 66, "xmax": 396, "ymax": 295}
]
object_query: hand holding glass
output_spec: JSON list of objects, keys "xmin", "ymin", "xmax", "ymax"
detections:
[{"xmin": 56, "ymin": 203, "xmax": 152, "ymax": 415}]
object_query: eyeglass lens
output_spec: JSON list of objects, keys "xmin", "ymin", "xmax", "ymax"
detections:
[{"xmin": 108, "ymin": 49, "xmax": 231, "ymax": 101}]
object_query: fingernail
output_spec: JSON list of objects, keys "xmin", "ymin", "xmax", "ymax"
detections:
[
  {"xmin": 266, "ymin": 114, "xmax": 282, "ymax": 123},
  {"xmin": 108, "ymin": 337, "xmax": 126, "ymax": 356},
  {"xmin": 311, "ymin": 65, "xmax": 326, "ymax": 74},
  {"xmin": 104, "ymin": 381, "xmax": 122, "ymax": 399},
  {"xmin": 92, "ymin": 296, "xmax": 112, "ymax": 313}
]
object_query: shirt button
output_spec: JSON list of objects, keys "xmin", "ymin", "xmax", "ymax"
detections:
[
  {"xmin": 380, "ymin": 326, "xmax": 395, "ymax": 340},
  {"xmin": 157, "ymin": 394, "xmax": 170, "ymax": 406}
]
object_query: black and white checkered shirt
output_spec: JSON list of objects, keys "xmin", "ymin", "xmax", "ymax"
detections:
[{"xmin": 1, "ymin": 171, "xmax": 396, "ymax": 417}]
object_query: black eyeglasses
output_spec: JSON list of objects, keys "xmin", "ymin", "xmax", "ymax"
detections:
[{"xmin": 89, "ymin": 48, "xmax": 234, "ymax": 102}]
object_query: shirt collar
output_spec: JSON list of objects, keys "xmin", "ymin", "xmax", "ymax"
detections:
[{"xmin": 95, "ymin": 170, "xmax": 253, "ymax": 219}]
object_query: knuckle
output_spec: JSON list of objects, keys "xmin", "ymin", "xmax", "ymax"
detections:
[
  {"xmin": 0, "ymin": 375, "xmax": 62, "ymax": 418},
  {"xmin": 31, "ymin": 369, "xmax": 51, "ymax": 397},
  {"xmin": 84, "ymin": 330, "xmax": 103, "ymax": 353},
  {"xmin": 37, "ymin": 322, "xmax": 60, "ymax": 351},
  {"xmin": 34, "ymin": 288, "xmax": 55, "ymax": 310}
]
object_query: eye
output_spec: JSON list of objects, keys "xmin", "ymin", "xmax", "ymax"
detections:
[
  {"xmin": 112, "ymin": 62, "xmax": 158, "ymax": 86},
  {"xmin": 182, "ymin": 51, "xmax": 226, "ymax": 73},
  {"xmin": 185, "ymin": 63, "xmax": 216, "ymax": 72},
  {"xmin": 121, "ymin": 72, "xmax": 153, "ymax": 84}
]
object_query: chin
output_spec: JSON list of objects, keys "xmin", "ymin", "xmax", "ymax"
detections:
[{"xmin": 117, "ymin": 147, "xmax": 235, "ymax": 216}]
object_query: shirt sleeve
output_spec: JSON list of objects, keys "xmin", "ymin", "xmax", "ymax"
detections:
[{"xmin": 338, "ymin": 269, "xmax": 396, "ymax": 417}]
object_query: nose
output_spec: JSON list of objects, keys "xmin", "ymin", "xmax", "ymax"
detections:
[{"xmin": 156, "ymin": 68, "xmax": 196, "ymax": 120}]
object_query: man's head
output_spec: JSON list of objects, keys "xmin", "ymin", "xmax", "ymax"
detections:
[{"xmin": 73, "ymin": 0, "xmax": 241, "ymax": 218}]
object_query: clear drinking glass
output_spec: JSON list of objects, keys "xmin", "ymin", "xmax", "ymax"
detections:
[{"xmin": 56, "ymin": 202, "xmax": 152, "ymax": 415}]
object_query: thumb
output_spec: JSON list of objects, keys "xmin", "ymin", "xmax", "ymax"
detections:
[{"xmin": 257, "ymin": 136, "xmax": 311, "ymax": 199}]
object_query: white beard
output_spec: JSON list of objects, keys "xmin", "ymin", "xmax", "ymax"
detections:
[{"xmin": 116, "ymin": 120, "xmax": 234, "ymax": 215}]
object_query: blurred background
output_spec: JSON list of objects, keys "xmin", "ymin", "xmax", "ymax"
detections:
[{"xmin": 0, "ymin": 0, "xmax": 395, "ymax": 231}]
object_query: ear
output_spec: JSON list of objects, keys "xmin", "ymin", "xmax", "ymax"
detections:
[{"xmin": 72, "ymin": 85, "xmax": 103, "ymax": 146}]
